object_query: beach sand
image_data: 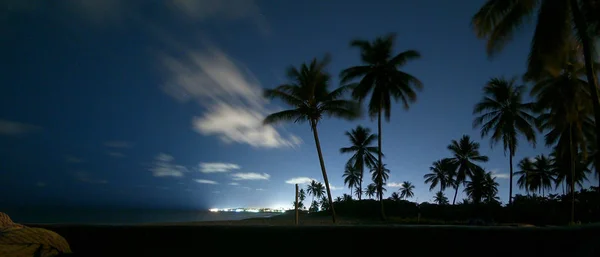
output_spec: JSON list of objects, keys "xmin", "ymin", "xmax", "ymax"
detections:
[{"xmin": 28, "ymin": 215, "xmax": 599, "ymax": 257}]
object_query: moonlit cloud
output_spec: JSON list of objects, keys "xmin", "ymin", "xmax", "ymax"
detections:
[
  {"xmin": 255, "ymin": 188, "xmax": 265, "ymax": 191},
  {"xmin": 229, "ymin": 182, "xmax": 240, "ymax": 186},
  {"xmin": 285, "ymin": 177, "xmax": 317, "ymax": 185},
  {"xmin": 490, "ymin": 169, "xmax": 510, "ymax": 179},
  {"xmin": 0, "ymin": 119, "xmax": 41, "ymax": 136},
  {"xmin": 231, "ymin": 172, "xmax": 270, "ymax": 181},
  {"xmin": 104, "ymin": 141, "xmax": 134, "ymax": 148},
  {"xmin": 161, "ymin": 47, "xmax": 302, "ymax": 149},
  {"xmin": 199, "ymin": 162, "xmax": 240, "ymax": 173},
  {"xmin": 149, "ymin": 153, "xmax": 187, "ymax": 177},
  {"xmin": 195, "ymin": 179, "xmax": 218, "ymax": 184},
  {"xmin": 387, "ymin": 182, "xmax": 403, "ymax": 188}
]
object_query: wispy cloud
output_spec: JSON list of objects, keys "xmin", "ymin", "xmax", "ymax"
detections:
[
  {"xmin": 490, "ymin": 169, "xmax": 510, "ymax": 179},
  {"xmin": 199, "ymin": 162, "xmax": 240, "ymax": 173},
  {"xmin": 161, "ymin": 47, "xmax": 301, "ymax": 149},
  {"xmin": 168, "ymin": 0, "xmax": 266, "ymax": 29},
  {"xmin": 329, "ymin": 184, "xmax": 342, "ymax": 190},
  {"xmin": 212, "ymin": 190, "xmax": 221, "ymax": 194},
  {"xmin": 104, "ymin": 141, "xmax": 134, "ymax": 148},
  {"xmin": 256, "ymin": 188, "xmax": 265, "ymax": 191},
  {"xmin": 65, "ymin": 155, "xmax": 85, "ymax": 164},
  {"xmin": 149, "ymin": 153, "xmax": 187, "ymax": 177},
  {"xmin": 231, "ymin": 172, "xmax": 270, "ymax": 180},
  {"xmin": 387, "ymin": 182, "xmax": 403, "ymax": 188},
  {"xmin": 229, "ymin": 182, "xmax": 240, "ymax": 186},
  {"xmin": 107, "ymin": 152, "xmax": 126, "ymax": 158},
  {"xmin": 75, "ymin": 171, "xmax": 108, "ymax": 184},
  {"xmin": 0, "ymin": 119, "xmax": 41, "ymax": 136},
  {"xmin": 285, "ymin": 177, "xmax": 317, "ymax": 185},
  {"xmin": 195, "ymin": 179, "xmax": 218, "ymax": 184}
]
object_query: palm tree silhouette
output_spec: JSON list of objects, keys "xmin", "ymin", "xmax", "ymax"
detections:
[
  {"xmin": 366, "ymin": 183, "xmax": 377, "ymax": 199},
  {"xmin": 473, "ymin": 77, "xmax": 537, "ymax": 205},
  {"xmin": 399, "ymin": 181, "xmax": 415, "ymax": 200},
  {"xmin": 389, "ymin": 192, "xmax": 401, "ymax": 201},
  {"xmin": 530, "ymin": 50, "xmax": 593, "ymax": 222},
  {"xmin": 370, "ymin": 164, "xmax": 390, "ymax": 207},
  {"xmin": 340, "ymin": 33, "xmax": 423, "ymax": 220},
  {"xmin": 515, "ymin": 157, "xmax": 536, "ymax": 195},
  {"xmin": 263, "ymin": 55, "xmax": 360, "ymax": 223},
  {"xmin": 464, "ymin": 168, "xmax": 499, "ymax": 204},
  {"xmin": 530, "ymin": 154, "xmax": 556, "ymax": 197},
  {"xmin": 424, "ymin": 158, "xmax": 455, "ymax": 194},
  {"xmin": 472, "ymin": 0, "xmax": 600, "ymax": 177},
  {"xmin": 340, "ymin": 125, "xmax": 379, "ymax": 200},
  {"xmin": 342, "ymin": 160, "xmax": 361, "ymax": 199},
  {"xmin": 433, "ymin": 191, "xmax": 449, "ymax": 205},
  {"xmin": 306, "ymin": 180, "xmax": 325, "ymax": 203},
  {"xmin": 447, "ymin": 135, "xmax": 489, "ymax": 205}
]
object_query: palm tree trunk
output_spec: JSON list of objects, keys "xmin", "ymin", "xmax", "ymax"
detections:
[
  {"xmin": 377, "ymin": 108, "xmax": 386, "ymax": 220},
  {"xmin": 569, "ymin": 123, "xmax": 576, "ymax": 224},
  {"xmin": 350, "ymin": 187, "xmax": 353, "ymax": 199},
  {"xmin": 571, "ymin": 0, "xmax": 600, "ymax": 198},
  {"xmin": 359, "ymin": 165, "xmax": 363, "ymax": 200},
  {"xmin": 509, "ymin": 150, "xmax": 514, "ymax": 205},
  {"xmin": 310, "ymin": 120, "xmax": 337, "ymax": 223},
  {"xmin": 452, "ymin": 185, "xmax": 459, "ymax": 205}
]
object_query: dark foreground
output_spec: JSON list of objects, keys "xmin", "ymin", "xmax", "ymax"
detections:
[{"xmin": 37, "ymin": 224, "xmax": 600, "ymax": 257}]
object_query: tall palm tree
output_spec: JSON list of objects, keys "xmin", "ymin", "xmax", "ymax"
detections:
[
  {"xmin": 306, "ymin": 180, "xmax": 326, "ymax": 203},
  {"xmin": 366, "ymin": 183, "xmax": 377, "ymax": 199},
  {"xmin": 424, "ymin": 158, "xmax": 455, "ymax": 193},
  {"xmin": 472, "ymin": 0, "xmax": 600, "ymax": 177},
  {"xmin": 447, "ymin": 135, "xmax": 490, "ymax": 204},
  {"xmin": 473, "ymin": 77, "xmax": 537, "ymax": 205},
  {"xmin": 399, "ymin": 181, "xmax": 415, "ymax": 200},
  {"xmin": 530, "ymin": 154, "xmax": 556, "ymax": 196},
  {"xmin": 264, "ymin": 55, "xmax": 360, "ymax": 223},
  {"xmin": 342, "ymin": 162, "xmax": 361, "ymax": 198},
  {"xmin": 433, "ymin": 191, "xmax": 449, "ymax": 205},
  {"xmin": 340, "ymin": 33, "xmax": 423, "ymax": 219},
  {"xmin": 464, "ymin": 168, "xmax": 499, "ymax": 204},
  {"xmin": 531, "ymin": 51, "xmax": 593, "ymax": 223},
  {"xmin": 371, "ymin": 164, "xmax": 390, "ymax": 205},
  {"xmin": 340, "ymin": 125, "xmax": 379, "ymax": 200}
]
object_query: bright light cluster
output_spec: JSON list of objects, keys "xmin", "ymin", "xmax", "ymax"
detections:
[{"xmin": 208, "ymin": 207, "xmax": 286, "ymax": 213}]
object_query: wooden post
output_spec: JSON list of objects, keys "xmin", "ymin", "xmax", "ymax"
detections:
[{"xmin": 295, "ymin": 184, "xmax": 299, "ymax": 225}]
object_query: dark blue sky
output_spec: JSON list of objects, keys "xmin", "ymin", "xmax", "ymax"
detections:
[{"xmin": 1, "ymin": 0, "xmax": 576, "ymax": 210}]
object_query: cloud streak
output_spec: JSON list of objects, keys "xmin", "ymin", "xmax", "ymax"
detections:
[
  {"xmin": 195, "ymin": 179, "xmax": 218, "ymax": 184},
  {"xmin": 149, "ymin": 153, "xmax": 187, "ymax": 177},
  {"xmin": 199, "ymin": 162, "xmax": 240, "ymax": 173},
  {"xmin": 161, "ymin": 47, "xmax": 301, "ymax": 149},
  {"xmin": 0, "ymin": 119, "xmax": 41, "ymax": 136},
  {"xmin": 285, "ymin": 177, "xmax": 317, "ymax": 185},
  {"xmin": 231, "ymin": 172, "xmax": 270, "ymax": 181}
]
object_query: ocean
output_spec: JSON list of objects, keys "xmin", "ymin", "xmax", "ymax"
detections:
[{"xmin": 1, "ymin": 208, "xmax": 278, "ymax": 225}]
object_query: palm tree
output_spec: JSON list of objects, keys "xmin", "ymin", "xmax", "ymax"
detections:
[
  {"xmin": 342, "ymin": 162, "xmax": 361, "ymax": 198},
  {"xmin": 515, "ymin": 157, "xmax": 536, "ymax": 195},
  {"xmin": 340, "ymin": 33, "xmax": 423, "ymax": 219},
  {"xmin": 389, "ymin": 192, "xmax": 401, "ymax": 201},
  {"xmin": 366, "ymin": 183, "xmax": 377, "ymax": 199},
  {"xmin": 472, "ymin": 0, "xmax": 600, "ymax": 177},
  {"xmin": 433, "ymin": 191, "xmax": 449, "ymax": 205},
  {"xmin": 264, "ymin": 55, "xmax": 360, "ymax": 223},
  {"xmin": 530, "ymin": 154, "xmax": 556, "ymax": 196},
  {"xmin": 340, "ymin": 125, "xmax": 379, "ymax": 200},
  {"xmin": 473, "ymin": 77, "xmax": 537, "ymax": 205},
  {"xmin": 424, "ymin": 158, "xmax": 455, "ymax": 193},
  {"xmin": 531, "ymin": 51, "xmax": 593, "ymax": 223},
  {"xmin": 399, "ymin": 181, "xmax": 415, "ymax": 200},
  {"xmin": 447, "ymin": 135, "xmax": 490, "ymax": 205},
  {"xmin": 464, "ymin": 168, "xmax": 499, "ymax": 204},
  {"xmin": 371, "ymin": 164, "xmax": 390, "ymax": 204},
  {"xmin": 306, "ymin": 180, "xmax": 325, "ymax": 203}
]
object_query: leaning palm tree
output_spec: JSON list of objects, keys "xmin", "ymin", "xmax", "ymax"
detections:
[
  {"xmin": 424, "ymin": 158, "xmax": 455, "ymax": 193},
  {"xmin": 433, "ymin": 191, "xmax": 449, "ymax": 205},
  {"xmin": 340, "ymin": 33, "xmax": 423, "ymax": 219},
  {"xmin": 399, "ymin": 181, "xmax": 415, "ymax": 200},
  {"xmin": 447, "ymin": 135, "xmax": 489, "ymax": 204},
  {"xmin": 264, "ymin": 55, "xmax": 360, "ymax": 223},
  {"xmin": 473, "ymin": 77, "xmax": 537, "ymax": 205},
  {"xmin": 340, "ymin": 125, "xmax": 379, "ymax": 200},
  {"xmin": 472, "ymin": 0, "xmax": 600, "ymax": 175},
  {"xmin": 342, "ymin": 162, "xmax": 361, "ymax": 198}
]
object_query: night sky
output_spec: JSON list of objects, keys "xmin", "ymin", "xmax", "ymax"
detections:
[{"xmin": 0, "ymin": 0, "xmax": 577, "ymax": 210}]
